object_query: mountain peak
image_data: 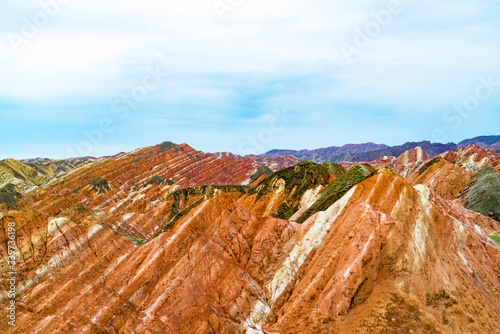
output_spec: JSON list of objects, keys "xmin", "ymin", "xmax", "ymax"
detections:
[{"xmin": 3, "ymin": 138, "xmax": 500, "ymax": 333}]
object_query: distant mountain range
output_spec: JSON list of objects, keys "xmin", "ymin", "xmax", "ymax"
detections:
[
  {"xmin": 263, "ymin": 135, "xmax": 500, "ymax": 163},
  {"xmin": 458, "ymin": 135, "xmax": 500, "ymax": 151}
]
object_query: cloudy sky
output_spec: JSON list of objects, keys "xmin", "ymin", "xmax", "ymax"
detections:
[{"xmin": 1, "ymin": 0, "xmax": 500, "ymax": 159}]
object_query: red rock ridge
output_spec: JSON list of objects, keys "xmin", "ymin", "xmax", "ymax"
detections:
[
  {"xmin": 442, "ymin": 145, "xmax": 500, "ymax": 171},
  {"xmin": 407, "ymin": 158, "xmax": 474, "ymax": 201},
  {"xmin": 209, "ymin": 152, "xmax": 301, "ymax": 172},
  {"xmin": 2, "ymin": 166, "xmax": 499, "ymax": 333},
  {"xmin": 340, "ymin": 147, "xmax": 432, "ymax": 179},
  {"xmin": 7, "ymin": 142, "xmax": 261, "ymax": 242}
]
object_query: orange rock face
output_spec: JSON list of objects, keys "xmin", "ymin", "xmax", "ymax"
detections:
[
  {"xmin": 337, "ymin": 146, "xmax": 500, "ymax": 204},
  {"xmin": 261, "ymin": 170, "xmax": 500, "ymax": 333},
  {"xmin": 442, "ymin": 145, "xmax": 500, "ymax": 171},
  {"xmin": 1, "ymin": 144, "xmax": 500, "ymax": 334},
  {"xmin": 407, "ymin": 157, "xmax": 474, "ymax": 201}
]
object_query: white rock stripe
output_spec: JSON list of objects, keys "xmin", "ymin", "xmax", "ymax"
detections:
[{"xmin": 243, "ymin": 186, "xmax": 358, "ymax": 333}]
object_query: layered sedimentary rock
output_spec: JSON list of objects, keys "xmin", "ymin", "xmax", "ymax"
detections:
[
  {"xmin": 262, "ymin": 136, "xmax": 500, "ymax": 164},
  {"xmin": 0, "ymin": 141, "xmax": 263, "ymax": 251},
  {"xmin": 442, "ymin": 145, "xmax": 500, "ymax": 172},
  {"xmin": 0, "ymin": 158, "xmax": 81, "ymax": 193},
  {"xmin": 340, "ymin": 147, "xmax": 431, "ymax": 179},
  {"xmin": 209, "ymin": 152, "xmax": 301, "ymax": 172},
  {"xmin": 254, "ymin": 169, "xmax": 500, "ymax": 333},
  {"xmin": 293, "ymin": 164, "xmax": 375, "ymax": 224},
  {"xmin": 1, "ymin": 144, "xmax": 500, "ymax": 334},
  {"xmin": 337, "ymin": 146, "xmax": 500, "ymax": 204},
  {"xmin": 407, "ymin": 157, "xmax": 474, "ymax": 201},
  {"xmin": 238, "ymin": 161, "xmax": 333, "ymax": 219},
  {"xmin": 392, "ymin": 146, "xmax": 432, "ymax": 177}
]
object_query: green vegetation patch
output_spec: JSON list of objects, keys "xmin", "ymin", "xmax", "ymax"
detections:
[
  {"xmin": 418, "ymin": 157, "xmax": 443, "ymax": 175},
  {"xmin": 127, "ymin": 237, "xmax": 147, "ymax": 245},
  {"xmin": 250, "ymin": 166, "xmax": 274, "ymax": 182},
  {"xmin": 0, "ymin": 183, "xmax": 21, "ymax": 210},
  {"xmin": 71, "ymin": 203, "xmax": 87, "ymax": 212},
  {"xmin": 251, "ymin": 161, "xmax": 332, "ymax": 220},
  {"xmin": 145, "ymin": 175, "xmax": 174, "ymax": 187},
  {"xmin": 131, "ymin": 157, "xmax": 143, "ymax": 163},
  {"xmin": 159, "ymin": 141, "xmax": 179, "ymax": 153},
  {"xmin": 57, "ymin": 203, "xmax": 95, "ymax": 225},
  {"xmin": 146, "ymin": 175, "xmax": 166, "ymax": 186},
  {"xmin": 296, "ymin": 164, "xmax": 376, "ymax": 224},
  {"xmin": 89, "ymin": 177, "xmax": 113, "ymax": 194},
  {"xmin": 489, "ymin": 234, "xmax": 500, "ymax": 246},
  {"xmin": 321, "ymin": 162, "xmax": 347, "ymax": 178},
  {"xmin": 115, "ymin": 232, "xmax": 147, "ymax": 245},
  {"xmin": 90, "ymin": 177, "xmax": 104, "ymax": 185},
  {"xmin": 463, "ymin": 166, "xmax": 500, "ymax": 222},
  {"xmin": 74, "ymin": 186, "xmax": 82, "ymax": 194}
]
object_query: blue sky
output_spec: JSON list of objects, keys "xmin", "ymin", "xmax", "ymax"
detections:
[{"xmin": 1, "ymin": 0, "xmax": 500, "ymax": 159}]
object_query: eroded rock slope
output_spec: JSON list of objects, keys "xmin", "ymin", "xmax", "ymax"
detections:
[{"xmin": 0, "ymin": 144, "xmax": 499, "ymax": 334}]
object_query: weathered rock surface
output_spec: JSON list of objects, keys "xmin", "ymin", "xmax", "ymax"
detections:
[
  {"xmin": 442, "ymin": 145, "xmax": 500, "ymax": 172},
  {"xmin": 209, "ymin": 152, "xmax": 301, "ymax": 172},
  {"xmin": 407, "ymin": 157, "xmax": 474, "ymax": 201},
  {"xmin": 294, "ymin": 164, "xmax": 376, "ymax": 224},
  {"xmin": 340, "ymin": 147, "xmax": 431, "ymax": 179},
  {"xmin": 0, "ymin": 158, "xmax": 81, "ymax": 193},
  {"xmin": 1, "ymin": 143, "xmax": 499, "ymax": 334},
  {"xmin": 240, "ymin": 161, "xmax": 332, "ymax": 219}
]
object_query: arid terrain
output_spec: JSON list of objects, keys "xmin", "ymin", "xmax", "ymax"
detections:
[{"xmin": 1, "ymin": 140, "xmax": 499, "ymax": 333}]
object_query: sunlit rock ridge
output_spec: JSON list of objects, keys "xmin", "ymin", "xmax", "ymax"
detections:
[{"xmin": 0, "ymin": 140, "xmax": 499, "ymax": 334}]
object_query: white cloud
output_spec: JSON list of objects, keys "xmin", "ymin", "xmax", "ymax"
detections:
[{"xmin": 0, "ymin": 0, "xmax": 499, "ymax": 157}]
